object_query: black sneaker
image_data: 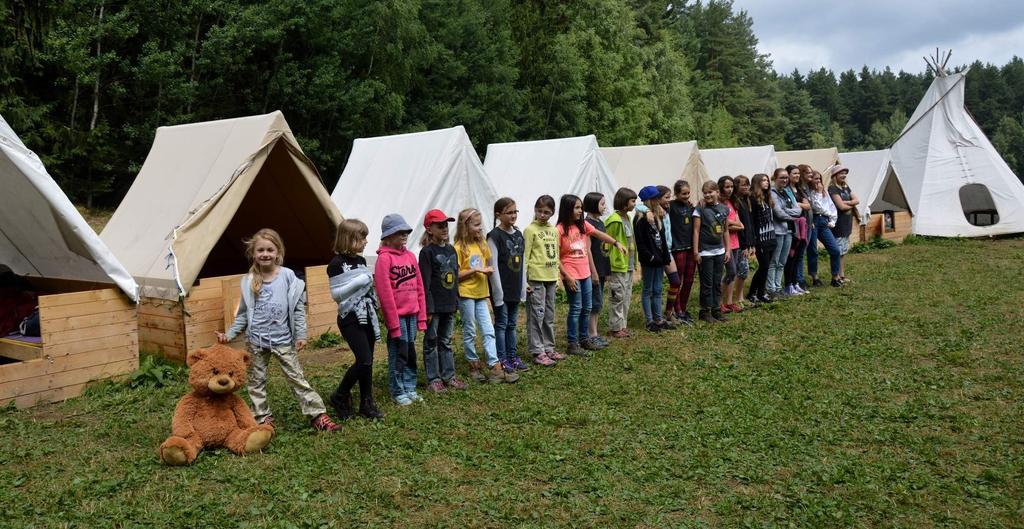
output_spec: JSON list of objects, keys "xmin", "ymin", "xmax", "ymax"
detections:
[
  {"xmin": 812, "ymin": 278, "xmax": 824, "ymax": 287},
  {"xmin": 657, "ymin": 319, "xmax": 678, "ymax": 330},
  {"xmin": 679, "ymin": 312, "xmax": 695, "ymax": 325},
  {"xmin": 712, "ymin": 310, "xmax": 728, "ymax": 322},
  {"xmin": 698, "ymin": 310, "xmax": 715, "ymax": 324},
  {"xmin": 759, "ymin": 293, "xmax": 774, "ymax": 304},
  {"xmin": 645, "ymin": 321, "xmax": 662, "ymax": 333},
  {"xmin": 330, "ymin": 393, "xmax": 354, "ymax": 421},
  {"xmin": 831, "ymin": 278, "xmax": 843, "ymax": 288}
]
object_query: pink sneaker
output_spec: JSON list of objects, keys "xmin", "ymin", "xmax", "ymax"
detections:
[
  {"xmin": 445, "ymin": 376, "xmax": 468, "ymax": 390},
  {"xmin": 310, "ymin": 413, "xmax": 341, "ymax": 432},
  {"xmin": 533, "ymin": 353, "xmax": 555, "ymax": 366},
  {"xmin": 547, "ymin": 350, "xmax": 566, "ymax": 361},
  {"xmin": 426, "ymin": 380, "xmax": 447, "ymax": 393}
]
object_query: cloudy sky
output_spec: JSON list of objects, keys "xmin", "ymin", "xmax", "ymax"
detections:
[{"xmin": 730, "ymin": 0, "xmax": 1024, "ymax": 74}]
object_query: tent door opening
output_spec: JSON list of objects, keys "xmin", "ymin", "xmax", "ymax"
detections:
[
  {"xmin": 194, "ymin": 141, "xmax": 337, "ymax": 281},
  {"xmin": 959, "ymin": 183, "xmax": 999, "ymax": 226}
]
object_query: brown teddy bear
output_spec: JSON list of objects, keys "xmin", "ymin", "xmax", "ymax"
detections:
[{"xmin": 159, "ymin": 344, "xmax": 274, "ymax": 465}]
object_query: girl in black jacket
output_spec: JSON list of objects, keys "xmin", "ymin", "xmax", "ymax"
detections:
[
  {"xmin": 634, "ymin": 186, "xmax": 672, "ymax": 332},
  {"xmin": 747, "ymin": 173, "xmax": 778, "ymax": 303}
]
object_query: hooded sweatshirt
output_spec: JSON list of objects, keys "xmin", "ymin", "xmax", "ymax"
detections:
[{"xmin": 374, "ymin": 245, "xmax": 427, "ymax": 337}]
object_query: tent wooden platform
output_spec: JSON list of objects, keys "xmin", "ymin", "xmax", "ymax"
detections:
[
  {"xmin": 138, "ymin": 266, "xmax": 335, "ymax": 361},
  {"xmin": 859, "ymin": 211, "xmax": 913, "ymax": 243},
  {"xmin": 1, "ymin": 282, "xmax": 138, "ymax": 408}
]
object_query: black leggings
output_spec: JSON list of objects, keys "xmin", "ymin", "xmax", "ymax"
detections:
[
  {"xmin": 748, "ymin": 245, "xmax": 773, "ymax": 299},
  {"xmin": 330, "ymin": 317, "xmax": 375, "ymax": 404}
]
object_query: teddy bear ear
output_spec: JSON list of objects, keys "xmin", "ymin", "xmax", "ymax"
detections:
[
  {"xmin": 240, "ymin": 350, "xmax": 252, "ymax": 366},
  {"xmin": 186, "ymin": 348, "xmax": 206, "ymax": 367}
]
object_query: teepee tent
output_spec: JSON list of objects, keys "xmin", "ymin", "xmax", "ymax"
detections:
[
  {"xmin": 1, "ymin": 116, "xmax": 138, "ymax": 299},
  {"xmin": 332, "ymin": 126, "xmax": 498, "ymax": 256},
  {"xmin": 102, "ymin": 111, "xmax": 341, "ymax": 300},
  {"xmin": 889, "ymin": 67, "xmax": 1024, "ymax": 236},
  {"xmin": 701, "ymin": 145, "xmax": 778, "ymax": 180},
  {"xmin": 601, "ymin": 141, "xmax": 710, "ymax": 192},
  {"xmin": 484, "ymin": 135, "xmax": 618, "ymax": 215},
  {"xmin": 776, "ymin": 147, "xmax": 839, "ymax": 182}
]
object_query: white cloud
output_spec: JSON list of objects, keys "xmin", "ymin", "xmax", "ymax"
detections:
[
  {"xmin": 732, "ymin": 0, "xmax": 1024, "ymax": 73},
  {"xmin": 876, "ymin": 24, "xmax": 1024, "ymax": 73},
  {"xmin": 758, "ymin": 38, "xmax": 833, "ymax": 73}
]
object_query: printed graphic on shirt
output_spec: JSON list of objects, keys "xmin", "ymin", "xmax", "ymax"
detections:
[
  {"xmin": 535, "ymin": 229, "xmax": 559, "ymax": 266},
  {"xmin": 469, "ymin": 255, "xmax": 483, "ymax": 270},
  {"xmin": 566, "ymin": 231, "xmax": 586, "ymax": 259},
  {"xmin": 506, "ymin": 238, "xmax": 524, "ymax": 272},
  {"xmin": 390, "ymin": 263, "xmax": 418, "ymax": 287},
  {"xmin": 700, "ymin": 206, "xmax": 727, "ymax": 236},
  {"xmin": 434, "ymin": 253, "xmax": 458, "ymax": 290},
  {"xmin": 254, "ymin": 286, "xmax": 286, "ymax": 324}
]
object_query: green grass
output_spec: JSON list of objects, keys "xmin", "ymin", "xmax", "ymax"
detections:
[{"xmin": 2, "ymin": 238, "xmax": 1023, "ymax": 528}]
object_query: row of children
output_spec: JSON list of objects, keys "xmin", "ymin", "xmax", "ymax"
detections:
[{"xmin": 214, "ymin": 165, "xmax": 858, "ymax": 431}]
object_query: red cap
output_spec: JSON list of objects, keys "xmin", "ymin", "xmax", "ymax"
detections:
[{"xmin": 423, "ymin": 209, "xmax": 455, "ymax": 228}]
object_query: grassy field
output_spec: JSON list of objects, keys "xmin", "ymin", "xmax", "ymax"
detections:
[{"xmin": 1, "ymin": 237, "xmax": 1022, "ymax": 528}]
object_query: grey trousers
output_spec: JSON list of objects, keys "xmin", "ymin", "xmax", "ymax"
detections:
[
  {"xmin": 247, "ymin": 344, "xmax": 327, "ymax": 422},
  {"xmin": 526, "ymin": 280, "xmax": 556, "ymax": 355},
  {"xmin": 606, "ymin": 271, "xmax": 633, "ymax": 331}
]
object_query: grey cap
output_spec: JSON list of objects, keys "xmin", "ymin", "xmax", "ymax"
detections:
[{"xmin": 380, "ymin": 213, "xmax": 413, "ymax": 239}]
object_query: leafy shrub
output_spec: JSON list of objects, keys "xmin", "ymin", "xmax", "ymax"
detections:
[
  {"xmin": 127, "ymin": 355, "xmax": 185, "ymax": 388},
  {"xmin": 308, "ymin": 331, "xmax": 343, "ymax": 349},
  {"xmin": 851, "ymin": 236, "xmax": 896, "ymax": 254}
]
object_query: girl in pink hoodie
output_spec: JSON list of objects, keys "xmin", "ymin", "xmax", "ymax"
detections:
[{"xmin": 374, "ymin": 213, "xmax": 427, "ymax": 406}]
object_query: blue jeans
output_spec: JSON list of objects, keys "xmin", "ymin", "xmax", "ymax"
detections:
[
  {"xmin": 806, "ymin": 222, "xmax": 819, "ymax": 280},
  {"xmin": 493, "ymin": 301, "xmax": 520, "ymax": 362},
  {"xmin": 565, "ymin": 276, "xmax": 592, "ymax": 344},
  {"xmin": 793, "ymin": 236, "xmax": 807, "ymax": 285},
  {"xmin": 386, "ymin": 315, "xmax": 418, "ymax": 398},
  {"xmin": 459, "ymin": 297, "xmax": 498, "ymax": 367},
  {"xmin": 423, "ymin": 312, "xmax": 456, "ymax": 383},
  {"xmin": 640, "ymin": 265, "xmax": 665, "ymax": 323},
  {"xmin": 768, "ymin": 232, "xmax": 792, "ymax": 292},
  {"xmin": 814, "ymin": 216, "xmax": 842, "ymax": 278}
]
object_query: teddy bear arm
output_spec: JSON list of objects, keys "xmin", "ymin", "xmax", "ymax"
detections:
[{"xmin": 169, "ymin": 394, "xmax": 200, "ymax": 439}]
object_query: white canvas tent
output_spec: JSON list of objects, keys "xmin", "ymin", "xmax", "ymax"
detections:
[
  {"xmin": 601, "ymin": 141, "xmax": 710, "ymax": 192},
  {"xmin": 0, "ymin": 114, "xmax": 138, "ymax": 300},
  {"xmin": 890, "ymin": 71, "xmax": 1024, "ymax": 236},
  {"xmin": 701, "ymin": 145, "xmax": 778, "ymax": 180},
  {"xmin": 776, "ymin": 147, "xmax": 839, "ymax": 182},
  {"xmin": 102, "ymin": 111, "xmax": 342, "ymax": 300},
  {"xmin": 332, "ymin": 126, "xmax": 498, "ymax": 256},
  {"xmin": 483, "ymin": 135, "xmax": 618, "ymax": 216},
  {"xmin": 839, "ymin": 149, "xmax": 912, "ymax": 220}
]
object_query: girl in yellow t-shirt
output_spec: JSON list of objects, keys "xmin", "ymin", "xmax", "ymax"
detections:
[{"xmin": 454, "ymin": 208, "xmax": 519, "ymax": 385}]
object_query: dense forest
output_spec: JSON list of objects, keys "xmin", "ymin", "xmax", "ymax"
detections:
[{"xmin": 2, "ymin": 0, "xmax": 1023, "ymax": 207}]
